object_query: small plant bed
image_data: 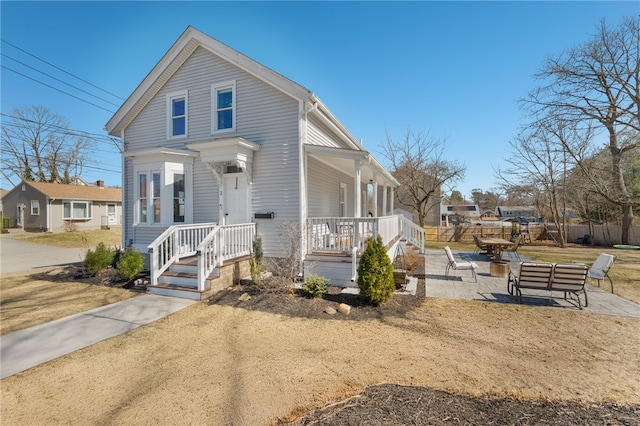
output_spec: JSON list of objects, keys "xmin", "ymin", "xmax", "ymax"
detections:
[
  {"xmin": 30, "ymin": 263, "xmax": 149, "ymax": 293},
  {"xmin": 208, "ymin": 280, "xmax": 424, "ymax": 321}
]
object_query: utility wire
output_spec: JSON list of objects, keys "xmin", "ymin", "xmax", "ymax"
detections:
[
  {"xmin": 2, "ymin": 53, "xmax": 121, "ymax": 108},
  {"xmin": 1, "ymin": 39, "xmax": 125, "ymax": 101},
  {"xmin": 0, "ymin": 148, "xmax": 120, "ymax": 174},
  {"xmin": 1, "ymin": 112, "xmax": 122, "ymax": 151},
  {"xmin": 1, "ymin": 65, "xmax": 116, "ymax": 114}
]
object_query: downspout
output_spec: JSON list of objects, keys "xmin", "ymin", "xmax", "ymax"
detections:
[
  {"xmin": 48, "ymin": 197, "xmax": 55, "ymax": 232},
  {"xmin": 120, "ymin": 129, "xmax": 126, "ymax": 248},
  {"xmin": 299, "ymin": 100, "xmax": 315, "ymax": 277}
]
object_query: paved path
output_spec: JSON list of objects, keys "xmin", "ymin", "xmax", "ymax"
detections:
[
  {"xmin": 0, "ymin": 236, "xmax": 86, "ymax": 274},
  {"xmin": 1, "ymin": 294, "xmax": 195, "ymax": 379},
  {"xmin": 424, "ymin": 249, "xmax": 640, "ymax": 318}
]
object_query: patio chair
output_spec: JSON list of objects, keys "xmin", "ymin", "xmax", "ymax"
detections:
[
  {"xmin": 502, "ymin": 235, "xmax": 522, "ymax": 261},
  {"xmin": 473, "ymin": 234, "xmax": 487, "ymax": 256},
  {"xmin": 444, "ymin": 246, "xmax": 478, "ymax": 282},
  {"xmin": 588, "ymin": 253, "xmax": 616, "ymax": 293}
]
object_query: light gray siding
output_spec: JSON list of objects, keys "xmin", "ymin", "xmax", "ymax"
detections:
[
  {"xmin": 307, "ymin": 115, "xmax": 343, "ymax": 148},
  {"xmin": 307, "ymin": 156, "xmax": 355, "ymax": 217},
  {"xmin": 124, "ymin": 46, "xmax": 301, "ymax": 257}
]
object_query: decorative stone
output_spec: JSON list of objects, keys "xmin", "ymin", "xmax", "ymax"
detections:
[
  {"xmin": 238, "ymin": 292, "xmax": 251, "ymax": 302},
  {"xmin": 324, "ymin": 306, "xmax": 337, "ymax": 315},
  {"xmin": 338, "ymin": 303, "xmax": 351, "ymax": 316}
]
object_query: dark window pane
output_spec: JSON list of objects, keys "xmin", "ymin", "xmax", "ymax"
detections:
[
  {"xmin": 172, "ymin": 98, "xmax": 185, "ymax": 116},
  {"xmin": 217, "ymin": 90, "xmax": 232, "ymax": 108},
  {"xmin": 153, "ymin": 173, "xmax": 161, "ymax": 198},
  {"xmin": 172, "ymin": 117, "xmax": 185, "ymax": 135},
  {"xmin": 217, "ymin": 110, "xmax": 232, "ymax": 129},
  {"xmin": 139, "ymin": 174, "xmax": 147, "ymax": 198}
]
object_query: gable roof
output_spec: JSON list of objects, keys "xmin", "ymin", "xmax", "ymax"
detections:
[
  {"xmin": 16, "ymin": 181, "xmax": 121, "ymax": 202},
  {"xmin": 107, "ymin": 27, "xmax": 367, "ymax": 150}
]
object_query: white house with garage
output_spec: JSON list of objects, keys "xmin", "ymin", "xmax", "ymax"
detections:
[{"xmin": 106, "ymin": 26, "xmax": 423, "ymax": 300}]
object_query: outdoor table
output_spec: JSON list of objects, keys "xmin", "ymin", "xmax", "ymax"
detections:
[{"xmin": 477, "ymin": 237, "xmax": 513, "ymax": 260}]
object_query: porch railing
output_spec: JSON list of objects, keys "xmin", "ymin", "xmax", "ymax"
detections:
[
  {"xmin": 148, "ymin": 222, "xmax": 256, "ymax": 288},
  {"xmin": 398, "ymin": 215, "xmax": 425, "ymax": 252},
  {"xmin": 307, "ymin": 216, "xmax": 402, "ymax": 254},
  {"xmin": 307, "ymin": 215, "xmax": 425, "ymax": 255},
  {"xmin": 196, "ymin": 223, "xmax": 255, "ymax": 291},
  {"xmin": 148, "ymin": 223, "xmax": 219, "ymax": 285}
]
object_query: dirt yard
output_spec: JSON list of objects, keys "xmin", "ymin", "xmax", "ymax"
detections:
[{"xmin": 2, "ymin": 277, "xmax": 639, "ymax": 425}]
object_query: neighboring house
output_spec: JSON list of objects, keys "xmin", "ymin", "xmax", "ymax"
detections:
[
  {"xmin": 105, "ymin": 26, "xmax": 423, "ymax": 299},
  {"xmin": 496, "ymin": 206, "xmax": 540, "ymax": 223},
  {"xmin": 479, "ymin": 209, "xmax": 498, "ymax": 220},
  {"xmin": 1, "ymin": 180, "xmax": 122, "ymax": 232},
  {"xmin": 440, "ymin": 204, "xmax": 481, "ymax": 226}
]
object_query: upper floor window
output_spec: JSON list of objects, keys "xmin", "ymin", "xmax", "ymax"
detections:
[
  {"xmin": 167, "ymin": 91, "xmax": 187, "ymax": 138},
  {"xmin": 212, "ymin": 81, "xmax": 236, "ymax": 132},
  {"xmin": 30, "ymin": 200, "xmax": 39, "ymax": 215}
]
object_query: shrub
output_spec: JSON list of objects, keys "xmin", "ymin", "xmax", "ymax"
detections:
[
  {"xmin": 357, "ymin": 235, "xmax": 395, "ymax": 305},
  {"xmin": 84, "ymin": 242, "xmax": 115, "ymax": 275},
  {"xmin": 302, "ymin": 274, "xmax": 329, "ymax": 298},
  {"xmin": 116, "ymin": 247, "xmax": 144, "ymax": 281}
]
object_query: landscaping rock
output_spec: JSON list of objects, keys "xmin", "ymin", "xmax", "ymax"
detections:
[
  {"xmin": 338, "ymin": 303, "xmax": 351, "ymax": 316},
  {"xmin": 238, "ymin": 292, "xmax": 251, "ymax": 302},
  {"xmin": 324, "ymin": 306, "xmax": 337, "ymax": 315}
]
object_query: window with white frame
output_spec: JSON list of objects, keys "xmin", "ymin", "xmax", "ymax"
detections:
[
  {"xmin": 30, "ymin": 200, "xmax": 39, "ymax": 215},
  {"xmin": 133, "ymin": 160, "xmax": 192, "ymax": 226},
  {"xmin": 167, "ymin": 91, "xmax": 187, "ymax": 138},
  {"xmin": 212, "ymin": 81, "xmax": 236, "ymax": 132},
  {"xmin": 63, "ymin": 201, "xmax": 92, "ymax": 219},
  {"xmin": 339, "ymin": 182, "xmax": 347, "ymax": 217}
]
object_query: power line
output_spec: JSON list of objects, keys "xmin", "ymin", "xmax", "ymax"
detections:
[
  {"xmin": 1, "ymin": 65, "xmax": 116, "ymax": 114},
  {"xmin": 1, "ymin": 39, "xmax": 125, "ymax": 102},
  {"xmin": 2, "ymin": 53, "xmax": 122, "ymax": 108},
  {"xmin": 1, "ymin": 112, "xmax": 122, "ymax": 151},
  {"xmin": 0, "ymin": 148, "xmax": 121, "ymax": 175}
]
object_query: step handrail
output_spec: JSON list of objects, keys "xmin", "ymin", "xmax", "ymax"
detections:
[{"xmin": 399, "ymin": 215, "xmax": 425, "ymax": 252}]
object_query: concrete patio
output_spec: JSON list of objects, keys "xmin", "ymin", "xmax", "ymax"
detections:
[{"xmin": 423, "ymin": 248, "xmax": 640, "ymax": 318}]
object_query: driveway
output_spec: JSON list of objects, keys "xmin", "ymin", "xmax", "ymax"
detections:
[{"xmin": 0, "ymin": 236, "xmax": 87, "ymax": 274}]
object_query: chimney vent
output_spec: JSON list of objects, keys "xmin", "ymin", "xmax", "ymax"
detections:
[{"xmin": 97, "ymin": 180, "xmax": 104, "ymax": 188}]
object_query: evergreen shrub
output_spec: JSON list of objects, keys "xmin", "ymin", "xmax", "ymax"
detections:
[
  {"xmin": 357, "ymin": 235, "xmax": 395, "ymax": 305},
  {"xmin": 84, "ymin": 242, "xmax": 115, "ymax": 275},
  {"xmin": 116, "ymin": 247, "xmax": 144, "ymax": 280},
  {"xmin": 302, "ymin": 274, "xmax": 329, "ymax": 298}
]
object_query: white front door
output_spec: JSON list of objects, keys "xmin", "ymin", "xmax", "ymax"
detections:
[
  {"xmin": 107, "ymin": 204, "xmax": 117, "ymax": 224},
  {"xmin": 223, "ymin": 173, "xmax": 250, "ymax": 225}
]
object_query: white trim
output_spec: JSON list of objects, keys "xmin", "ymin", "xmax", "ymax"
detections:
[
  {"xmin": 62, "ymin": 200, "xmax": 93, "ymax": 220},
  {"xmin": 167, "ymin": 90, "xmax": 188, "ymax": 139},
  {"xmin": 211, "ymin": 80, "xmax": 236, "ymax": 134}
]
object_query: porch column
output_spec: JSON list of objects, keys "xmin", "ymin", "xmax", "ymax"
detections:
[
  {"xmin": 382, "ymin": 185, "xmax": 388, "ymax": 216},
  {"xmin": 390, "ymin": 186, "xmax": 395, "ymax": 214},
  {"xmin": 354, "ymin": 160, "xmax": 362, "ymax": 217},
  {"xmin": 372, "ymin": 174, "xmax": 378, "ymax": 217}
]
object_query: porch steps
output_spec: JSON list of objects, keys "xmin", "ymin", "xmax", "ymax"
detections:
[{"xmin": 149, "ymin": 255, "xmax": 252, "ymax": 301}]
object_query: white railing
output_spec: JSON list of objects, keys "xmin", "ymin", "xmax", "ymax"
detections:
[
  {"xmin": 399, "ymin": 215, "xmax": 425, "ymax": 252},
  {"xmin": 148, "ymin": 222, "xmax": 256, "ymax": 289},
  {"xmin": 307, "ymin": 216, "xmax": 400, "ymax": 254},
  {"xmin": 196, "ymin": 223, "xmax": 255, "ymax": 291},
  {"xmin": 148, "ymin": 223, "xmax": 219, "ymax": 285}
]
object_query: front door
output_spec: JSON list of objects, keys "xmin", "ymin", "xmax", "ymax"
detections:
[
  {"xmin": 16, "ymin": 204, "xmax": 24, "ymax": 227},
  {"xmin": 223, "ymin": 173, "xmax": 250, "ymax": 225},
  {"xmin": 107, "ymin": 204, "xmax": 117, "ymax": 224}
]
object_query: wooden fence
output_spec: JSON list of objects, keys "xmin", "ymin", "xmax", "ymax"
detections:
[{"xmin": 425, "ymin": 223, "xmax": 640, "ymax": 246}]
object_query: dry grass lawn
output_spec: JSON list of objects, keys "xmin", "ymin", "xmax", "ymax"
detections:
[
  {"xmin": 2, "ymin": 299, "xmax": 638, "ymax": 425},
  {"xmin": 1, "ymin": 242, "xmax": 638, "ymax": 424},
  {"xmin": 16, "ymin": 228, "xmax": 123, "ymax": 248}
]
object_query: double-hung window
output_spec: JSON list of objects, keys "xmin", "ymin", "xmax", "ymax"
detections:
[
  {"xmin": 167, "ymin": 91, "xmax": 187, "ymax": 138},
  {"xmin": 30, "ymin": 200, "xmax": 39, "ymax": 215},
  {"xmin": 212, "ymin": 81, "xmax": 236, "ymax": 132}
]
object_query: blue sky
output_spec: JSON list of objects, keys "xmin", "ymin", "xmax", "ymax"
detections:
[{"xmin": 2, "ymin": 1, "xmax": 637, "ymax": 197}]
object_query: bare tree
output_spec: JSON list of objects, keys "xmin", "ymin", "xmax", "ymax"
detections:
[
  {"xmin": 381, "ymin": 129, "xmax": 465, "ymax": 226},
  {"xmin": 1, "ymin": 106, "xmax": 92, "ymax": 185},
  {"xmin": 523, "ymin": 16, "xmax": 639, "ymax": 243}
]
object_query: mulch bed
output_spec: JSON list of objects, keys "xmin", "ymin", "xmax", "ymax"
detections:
[{"xmin": 207, "ymin": 273, "xmax": 639, "ymax": 425}]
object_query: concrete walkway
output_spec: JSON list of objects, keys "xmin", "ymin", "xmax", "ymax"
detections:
[
  {"xmin": 1, "ymin": 294, "xmax": 195, "ymax": 379},
  {"xmin": 424, "ymin": 249, "xmax": 640, "ymax": 318}
]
